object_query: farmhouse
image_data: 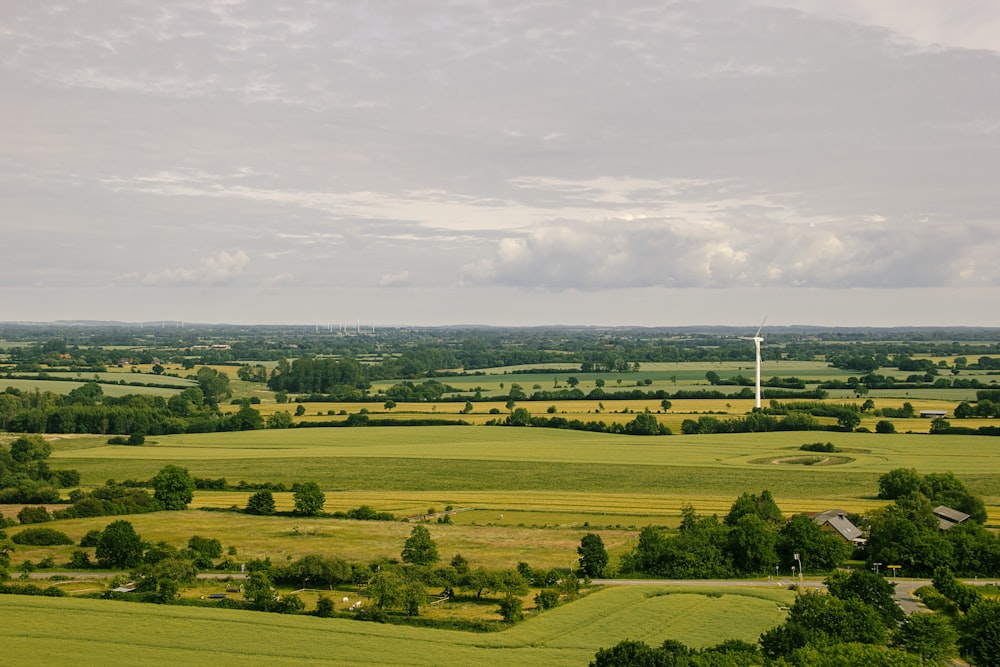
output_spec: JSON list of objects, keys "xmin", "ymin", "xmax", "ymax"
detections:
[
  {"xmin": 810, "ymin": 509, "xmax": 865, "ymax": 546},
  {"xmin": 933, "ymin": 505, "xmax": 970, "ymax": 531}
]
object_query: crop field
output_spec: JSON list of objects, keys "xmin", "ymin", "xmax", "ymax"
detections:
[
  {"xmin": 0, "ymin": 378, "xmax": 185, "ymax": 398},
  {"xmin": 4, "ymin": 371, "xmax": 196, "ymax": 387},
  {"xmin": 49, "ymin": 427, "xmax": 1000, "ymax": 521},
  {"xmin": 0, "ymin": 586, "xmax": 795, "ymax": 667}
]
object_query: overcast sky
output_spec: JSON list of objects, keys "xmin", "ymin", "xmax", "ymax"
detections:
[{"xmin": 3, "ymin": 0, "xmax": 998, "ymax": 328}]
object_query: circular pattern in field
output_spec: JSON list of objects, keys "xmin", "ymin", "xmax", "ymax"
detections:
[{"xmin": 748, "ymin": 455, "xmax": 854, "ymax": 467}]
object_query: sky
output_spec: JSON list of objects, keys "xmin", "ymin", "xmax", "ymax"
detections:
[{"xmin": 2, "ymin": 0, "xmax": 999, "ymax": 328}]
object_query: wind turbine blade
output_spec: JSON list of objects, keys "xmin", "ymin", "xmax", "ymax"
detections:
[{"xmin": 755, "ymin": 316, "xmax": 768, "ymax": 339}]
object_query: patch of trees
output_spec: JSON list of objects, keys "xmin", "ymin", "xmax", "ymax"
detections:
[
  {"xmin": 680, "ymin": 408, "xmax": 860, "ymax": 434},
  {"xmin": 865, "ymin": 470, "xmax": 997, "ymax": 576},
  {"xmin": 0, "ymin": 376, "xmax": 269, "ymax": 436},
  {"xmin": 12, "ymin": 527, "xmax": 74, "ymax": 546},
  {"xmin": 799, "ymin": 442, "xmax": 838, "ymax": 452},
  {"xmin": 620, "ymin": 492, "xmax": 853, "ymax": 579},
  {"xmin": 0, "ymin": 435, "xmax": 80, "ymax": 504},
  {"xmin": 266, "ymin": 357, "xmax": 367, "ymax": 395},
  {"xmin": 490, "ymin": 409, "xmax": 671, "ymax": 436}
]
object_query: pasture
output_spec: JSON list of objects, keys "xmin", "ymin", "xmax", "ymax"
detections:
[
  {"xmin": 0, "ymin": 586, "xmax": 795, "ymax": 667},
  {"xmin": 48, "ymin": 427, "xmax": 1000, "ymax": 528},
  {"xmin": 0, "ymin": 378, "xmax": 185, "ymax": 398}
]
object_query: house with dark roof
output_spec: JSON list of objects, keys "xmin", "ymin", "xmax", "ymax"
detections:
[
  {"xmin": 933, "ymin": 505, "xmax": 970, "ymax": 530},
  {"xmin": 810, "ymin": 509, "xmax": 865, "ymax": 546}
]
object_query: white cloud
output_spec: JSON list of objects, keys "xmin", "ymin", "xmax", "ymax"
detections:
[
  {"xmin": 138, "ymin": 250, "xmax": 250, "ymax": 286},
  {"xmin": 467, "ymin": 218, "xmax": 1000, "ymax": 290}
]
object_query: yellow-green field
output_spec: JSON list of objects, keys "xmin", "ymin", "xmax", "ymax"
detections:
[{"xmin": 0, "ymin": 586, "xmax": 795, "ymax": 667}]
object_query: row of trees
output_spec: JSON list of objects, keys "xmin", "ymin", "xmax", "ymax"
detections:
[{"xmin": 622, "ymin": 492, "xmax": 852, "ymax": 579}]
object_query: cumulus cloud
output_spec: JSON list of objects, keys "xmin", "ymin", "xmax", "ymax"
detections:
[
  {"xmin": 139, "ymin": 250, "xmax": 250, "ymax": 286},
  {"xmin": 466, "ymin": 219, "xmax": 1000, "ymax": 290}
]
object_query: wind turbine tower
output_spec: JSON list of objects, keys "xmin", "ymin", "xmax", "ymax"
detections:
[{"xmin": 740, "ymin": 319, "xmax": 766, "ymax": 409}]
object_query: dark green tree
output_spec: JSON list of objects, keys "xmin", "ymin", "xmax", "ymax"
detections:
[
  {"xmin": 292, "ymin": 482, "xmax": 325, "ymax": 516},
  {"xmin": 578, "ymin": 533, "xmax": 609, "ymax": 578},
  {"xmin": 895, "ymin": 613, "xmax": 957, "ymax": 664},
  {"xmin": 401, "ymin": 524, "xmax": 439, "ymax": 566},
  {"xmin": 96, "ymin": 520, "xmax": 144, "ymax": 569},
  {"xmin": 959, "ymin": 599, "xmax": 1000, "ymax": 667},
  {"xmin": 150, "ymin": 465, "xmax": 195, "ymax": 510},
  {"xmin": 246, "ymin": 489, "xmax": 276, "ymax": 515},
  {"xmin": 826, "ymin": 569, "xmax": 904, "ymax": 625}
]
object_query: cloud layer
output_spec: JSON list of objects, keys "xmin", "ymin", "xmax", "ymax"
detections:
[{"xmin": 1, "ymin": 1, "xmax": 998, "ymax": 324}]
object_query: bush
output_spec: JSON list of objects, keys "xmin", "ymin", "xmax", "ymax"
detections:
[
  {"xmin": 799, "ymin": 442, "xmax": 837, "ymax": 453},
  {"xmin": 875, "ymin": 420, "xmax": 896, "ymax": 434},
  {"xmin": 12, "ymin": 527, "xmax": 74, "ymax": 546},
  {"xmin": 80, "ymin": 529, "xmax": 103, "ymax": 547},
  {"xmin": 17, "ymin": 506, "xmax": 52, "ymax": 524}
]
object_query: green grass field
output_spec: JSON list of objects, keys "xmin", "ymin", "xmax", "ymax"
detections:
[
  {"xmin": 0, "ymin": 585, "xmax": 794, "ymax": 666},
  {"xmin": 0, "ymin": 378, "xmax": 185, "ymax": 398}
]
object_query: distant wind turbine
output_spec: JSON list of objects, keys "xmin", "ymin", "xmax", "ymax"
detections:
[{"xmin": 740, "ymin": 318, "xmax": 767, "ymax": 409}]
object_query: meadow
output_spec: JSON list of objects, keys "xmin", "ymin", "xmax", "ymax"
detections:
[{"xmin": 0, "ymin": 585, "xmax": 795, "ymax": 667}]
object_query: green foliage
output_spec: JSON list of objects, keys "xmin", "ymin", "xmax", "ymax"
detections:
[
  {"xmin": 959, "ymin": 599, "xmax": 1000, "ymax": 667},
  {"xmin": 760, "ymin": 590, "xmax": 887, "ymax": 659},
  {"xmin": 292, "ymin": 481, "xmax": 325, "ymax": 516},
  {"xmin": 266, "ymin": 411, "xmax": 293, "ymax": 429},
  {"xmin": 401, "ymin": 525, "xmax": 439, "ymax": 566},
  {"xmin": 12, "ymin": 527, "xmax": 74, "ymax": 546},
  {"xmin": 497, "ymin": 595, "xmax": 523, "ymax": 623},
  {"xmin": 187, "ymin": 535, "xmax": 222, "ymax": 560},
  {"xmin": 150, "ymin": 465, "xmax": 195, "ymax": 510},
  {"xmin": 95, "ymin": 520, "xmax": 144, "ymax": 569},
  {"xmin": 895, "ymin": 613, "xmax": 957, "ymax": 664},
  {"xmin": 826, "ymin": 569, "xmax": 903, "ymax": 625},
  {"xmin": 578, "ymin": 533, "xmax": 609, "ymax": 578},
  {"xmin": 875, "ymin": 420, "xmax": 897, "ymax": 434},
  {"xmin": 315, "ymin": 595, "xmax": 335, "ymax": 617},
  {"xmin": 776, "ymin": 514, "xmax": 851, "ymax": 573},
  {"xmin": 799, "ymin": 441, "xmax": 837, "ymax": 452},
  {"xmin": 17, "ymin": 506, "xmax": 52, "ymax": 524},
  {"xmin": 245, "ymin": 489, "xmax": 276, "ymax": 515}
]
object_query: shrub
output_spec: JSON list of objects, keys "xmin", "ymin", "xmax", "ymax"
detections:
[
  {"xmin": 12, "ymin": 527, "xmax": 74, "ymax": 546},
  {"xmin": 17, "ymin": 506, "xmax": 52, "ymax": 524},
  {"xmin": 799, "ymin": 442, "xmax": 837, "ymax": 453},
  {"xmin": 876, "ymin": 420, "xmax": 896, "ymax": 434}
]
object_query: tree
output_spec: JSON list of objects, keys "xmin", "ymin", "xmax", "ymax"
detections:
[
  {"xmin": 244, "ymin": 570, "xmax": 276, "ymax": 611},
  {"xmin": 727, "ymin": 514, "xmax": 777, "ymax": 575},
  {"xmin": 266, "ymin": 410, "xmax": 293, "ymax": 429},
  {"xmin": 878, "ymin": 468, "xmax": 923, "ymax": 500},
  {"xmin": 293, "ymin": 482, "xmax": 325, "ymax": 516},
  {"xmin": 660, "ymin": 399, "xmax": 672, "ymax": 412},
  {"xmin": 826, "ymin": 569, "xmax": 904, "ymax": 625},
  {"xmin": 246, "ymin": 489, "xmax": 276, "ymax": 515},
  {"xmin": 10, "ymin": 435, "xmax": 52, "ymax": 465},
  {"xmin": 960, "ymin": 599, "xmax": 1000, "ymax": 667},
  {"xmin": 195, "ymin": 366, "xmax": 231, "ymax": 406},
  {"xmin": 896, "ymin": 613, "xmax": 957, "ymax": 663},
  {"xmin": 150, "ymin": 465, "xmax": 195, "ymax": 510},
  {"xmin": 578, "ymin": 533, "xmax": 609, "ymax": 578},
  {"xmin": 507, "ymin": 407, "xmax": 531, "ymax": 426},
  {"xmin": 401, "ymin": 525, "xmax": 439, "ymax": 566},
  {"xmin": 777, "ymin": 513, "xmax": 851, "ymax": 573},
  {"xmin": 876, "ymin": 420, "xmax": 897, "ymax": 434},
  {"xmin": 383, "ymin": 399, "xmax": 396, "ymax": 411},
  {"xmin": 96, "ymin": 520, "xmax": 145, "ymax": 568}
]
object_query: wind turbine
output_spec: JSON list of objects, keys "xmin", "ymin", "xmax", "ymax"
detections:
[{"xmin": 740, "ymin": 318, "xmax": 767, "ymax": 409}]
